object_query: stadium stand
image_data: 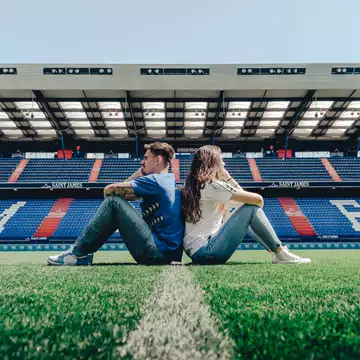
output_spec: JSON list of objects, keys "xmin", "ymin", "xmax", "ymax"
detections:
[
  {"xmin": 1, "ymin": 198, "xmax": 360, "ymax": 243},
  {"xmin": 1, "ymin": 157, "xmax": 360, "ymax": 184},
  {"xmin": 0, "ymin": 158, "xmax": 20, "ymax": 182},
  {"xmin": 97, "ymin": 158, "xmax": 142, "ymax": 182},
  {"xmin": 180, "ymin": 156, "xmax": 254, "ymax": 183},
  {"xmin": 17, "ymin": 159, "xmax": 95, "ymax": 183},
  {"xmin": 329, "ymin": 158, "xmax": 360, "ymax": 180},
  {"xmin": 255, "ymin": 158, "xmax": 332, "ymax": 181}
]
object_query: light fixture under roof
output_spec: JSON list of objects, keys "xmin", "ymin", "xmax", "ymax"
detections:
[
  {"xmin": 147, "ymin": 129, "xmax": 166, "ymax": 137},
  {"xmin": 0, "ymin": 111, "xmax": 9, "ymax": 119},
  {"xmin": 297, "ymin": 120, "xmax": 319, "ymax": 127},
  {"xmin": 339, "ymin": 111, "xmax": 360, "ymax": 119},
  {"xmin": 326, "ymin": 128, "xmax": 347, "ymax": 135},
  {"xmin": 0, "ymin": 121, "xmax": 17, "ymax": 128},
  {"xmin": 262, "ymin": 111, "xmax": 284, "ymax": 119},
  {"xmin": 222, "ymin": 129, "xmax": 241, "ymax": 136},
  {"xmin": 259, "ymin": 120, "xmax": 280, "ymax": 127},
  {"xmin": 225, "ymin": 110, "xmax": 247, "ymax": 119},
  {"xmin": 2, "ymin": 129, "xmax": 23, "ymax": 136},
  {"xmin": 60, "ymin": 102, "xmax": 84, "ymax": 110},
  {"xmin": 332, "ymin": 120, "xmax": 354, "ymax": 128},
  {"xmin": 142, "ymin": 102, "xmax": 165, "ymax": 110},
  {"xmin": 303, "ymin": 111, "xmax": 325, "ymax": 119},
  {"xmin": 30, "ymin": 121, "xmax": 53, "ymax": 128},
  {"xmin": 266, "ymin": 101, "xmax": 290, "ymax": 109},
  {"xmin": 36, "ymin": 129, "xmax": 57, "ymax": 136},
  {"xmin": 292, "ymin": 128, "xmax": 313, "ymax": 136},
  {"xmin": 16, "ymin": 101, "xmax": 40, "ymax": 110},
  {"xmin": 70, "ymin": 121, "xmax": 92, "ymax": 128},
  {"xmin": 145, "ymin": 121, "xmax": 166, "ymax": 128},
  {"xmin": 105, "ymin": 121, "xmax": 126, "ymax": 128},
  {"xmin": 142, "ymin": 102, "xmax": 166, "ymax": 119},
  {"xmin": 75, "ymin": 129, "xmax": 94, "ymax": 136},
  {"xmin": 98, "ymin": 102, "xmax": 122, "ymax": 110},
  {"xmin": 256, "ymin": 128, "xmax": 275, "ymax": 135},
  {"xmin": 184, "ymin": 111, "xmax": 206, "ymax": 119},
  {"xmin": 102, "ymin": 107, "xmax": 124, "ymax": 119},
  {"xmin": 185, "ymin": 102, "xmax": 207, "ymax": 110},
  {"xmin": 184, "ymin": 121, "xmax": 205, "ymax": 128},
  {"xmin": 223, "ymin": 121, "xmax": 244, "ymax": 128},
  {"xmin": 348, "ymin": 101, "xmax": 360, "ymax": 109},
  {"xmin": 108, "ymin": 129, "xmax": 128, "ymax": 136},
  {"xmin": 184, "ymin": 129, "xmax": 203, "ymax": 137},
  {"xmin": 66, "ymin": 112, "xmax": 87, "ymax": 119},
  {"xmin": 143, "ymin": 111, "xmax": 165, "ymax": 120},
  {"xmin": 309, "ymin": 101, "xmax": 333, "ymax": 109},
  {"xmin": 23, "ymin": 111, "xmax": 46, "ymax": 119},
  {"xmin": 228, "ymin": 101, "xmax": 251, "ymax": 110}
]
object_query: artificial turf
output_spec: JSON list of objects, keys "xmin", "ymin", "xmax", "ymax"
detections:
[{"xmin": 190, "ymin": 250, "xmax": 360, "ymax": 360}]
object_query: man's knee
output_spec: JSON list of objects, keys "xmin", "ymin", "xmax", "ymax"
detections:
[{"xmin": 104, "ymin": 195, "xmax": 126, "ymax": 206}]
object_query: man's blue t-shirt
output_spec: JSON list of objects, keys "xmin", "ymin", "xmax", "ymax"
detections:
[{"xmin": 129, "ymin": 173, "xmax": 184, "ymax": 261}]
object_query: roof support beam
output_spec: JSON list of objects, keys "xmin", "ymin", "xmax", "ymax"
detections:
[
  {"xmin": 32, "ymin": 90, "xmax": 67, "ymax": 139},
  {"xmin": 125, "ymin": 91, "xmax": 137, "ymax": 136},
  {"xmin": 211, "ymin": 90, "xmax": 225, "ymax": 137},
  {"xmin": 285, "ymin": 89, "xmax": 316, "ymax": 136}
]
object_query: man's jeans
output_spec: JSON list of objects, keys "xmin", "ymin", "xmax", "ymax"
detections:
[{"xmin": 72, "ymin": 196, "xmax": 169, "ymax": 264}]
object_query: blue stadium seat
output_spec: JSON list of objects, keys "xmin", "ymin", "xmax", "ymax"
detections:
[
  {"xmin": 0, "ymin": 158, "xmax": 21, "ymax": 182},
  {"xmin": 18, "ymin": 159, "xmax": 94, "ymax": 183},
  {"xmin": 256, "ymin": 158, "xmax": 332, "ymax": 181},
  {"xmin": 97, "ymin": 158, "xmax": 142, "ymax": 182},
  {"xmin": 329, "ymin": 158, "xmax": 360, "ymax": 180}
]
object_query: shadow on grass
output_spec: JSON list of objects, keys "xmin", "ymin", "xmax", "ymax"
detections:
[{"xmin": 185, "ymin": 261, "xmax": 267, "ymax": 266}]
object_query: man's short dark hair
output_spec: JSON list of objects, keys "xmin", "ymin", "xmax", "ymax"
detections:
[{"xmin": 144, "ymin": 142, "xmax": 175, "ymax": 165}]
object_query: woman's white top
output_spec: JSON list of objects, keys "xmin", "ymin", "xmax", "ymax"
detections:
[{"xmin": 184, "ymin": 180, "xmax": 242, "ymax": 256}]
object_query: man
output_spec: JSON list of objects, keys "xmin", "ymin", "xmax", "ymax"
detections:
[{"xmin": 47, "ymin": 142, "xmax": 184, "ymax": 266}]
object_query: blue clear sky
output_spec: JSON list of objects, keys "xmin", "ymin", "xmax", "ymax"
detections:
[{"xmin": 1, "ymin": 0, "xmax": 359, "ymax": 64}]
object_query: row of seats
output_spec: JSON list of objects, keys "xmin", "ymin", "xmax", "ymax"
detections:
[
  {"xmin": 0, "ymin": 197, "xmax": 359, "ymax": 242},
  {"xmin": 1, "ymin": 157, "xmax": 360, "ymax": 183}
]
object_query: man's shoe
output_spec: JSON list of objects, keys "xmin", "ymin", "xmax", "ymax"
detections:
[
  {"xmin": 272, "ymin": 246, "xmax": 311, "ymax": 264},
  {"xmin": 47, "ymin": 247, "xmax": 93, "ymax": 266}
]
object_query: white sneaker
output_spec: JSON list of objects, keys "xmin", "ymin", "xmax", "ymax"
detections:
[
  {"xmin": 272, "ymin": 246, "xmax": 311, "ymax": 264},
  {"xmin": 47, "ymin": 247, "xmax": 93, "ymax": 266}
]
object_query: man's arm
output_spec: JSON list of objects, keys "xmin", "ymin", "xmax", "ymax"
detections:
[
  {"xmin": 103, "ymin": 182, "xmax": 135, "ymax": 198},
  {"xmin": 103, "ymin": 168, "xmax": 143, "ymax": 199}
]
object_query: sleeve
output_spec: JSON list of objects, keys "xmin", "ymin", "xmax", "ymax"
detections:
[
  {"xmin": 129, "ymin": 175, "xmax": 158, "ymax": 196},
  {"xmin": 201, "ymin": 180, "xmax": 237, "ymax": 203}
]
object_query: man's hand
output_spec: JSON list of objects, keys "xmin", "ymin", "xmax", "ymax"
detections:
[{"xmin": 125, "ymin": 168, "xmax": 143, "ymax": 182}]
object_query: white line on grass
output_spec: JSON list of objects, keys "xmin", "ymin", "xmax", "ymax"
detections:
[{"xmin": 118, "ymin": 266, "xmax": 233, "ymax": 360}]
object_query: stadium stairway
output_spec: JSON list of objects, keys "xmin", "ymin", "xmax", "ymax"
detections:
[
  {"xmin": 321, "ymin": 158, "xmax": 342, "ymax": 182},
  {"xmin": 33, "ymin": 198, "xmax": 73, "ymax": 238},
  {"xmin": 278, "ymin": 198, "xmax": 317, "ymax": 237},
  {"xmin": 88, "ymin": 159, "xmax": 103, "ymax": 182},
  {"xmin": 248, "ymin": 159, "xmax": 262, "ymax": 182},
  {"xmin": 7, "ymin": 159, "xmax": 29, "ymax": 183}
]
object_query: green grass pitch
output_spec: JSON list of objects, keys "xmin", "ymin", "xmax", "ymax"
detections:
[{"xmin": 1, "ymin": 250, "xmax": 359, "ymax": 359}]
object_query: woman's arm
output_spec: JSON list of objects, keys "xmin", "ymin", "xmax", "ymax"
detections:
[
  {"xmin": 221, "ymin": 168, "xmax": 263, "ymax": 207},
  {"xmin": 230, "ymin": 189, "xmax": 264, "ymax": 208}
]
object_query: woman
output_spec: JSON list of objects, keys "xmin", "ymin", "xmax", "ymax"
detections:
[{"xmin": 182, "ymin": 145, "xmax": 311, "ymax": 265}]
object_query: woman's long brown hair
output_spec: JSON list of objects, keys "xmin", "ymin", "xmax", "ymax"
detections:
[{"xmin": 182, "ymin": 145, "xmax": 224, "ymax": 224}]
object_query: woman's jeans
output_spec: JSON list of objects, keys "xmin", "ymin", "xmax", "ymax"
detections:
[
  {"xmin": 191, "ymin": 204, "xmax": 282, "ymax": 265},
  {"xmin": 72, "ymin": 196, "xmax": 168, "ymax": 265}
]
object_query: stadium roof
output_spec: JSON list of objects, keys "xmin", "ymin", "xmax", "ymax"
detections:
[{"xmin": 1, "ymin": 63, "xmax": 360, "ymax": 149}]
